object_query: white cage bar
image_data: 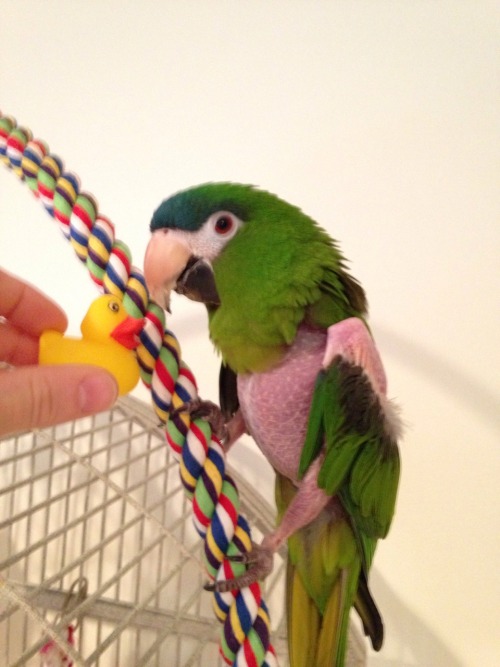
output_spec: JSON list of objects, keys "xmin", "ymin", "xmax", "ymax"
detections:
[{"xmin": 0, "ymin": 396, "xmax": 366, "ymax": 666}]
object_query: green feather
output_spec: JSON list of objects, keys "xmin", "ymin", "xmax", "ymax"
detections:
[
  {"xmin": 348, "ymin": 445, "xmax": 400, "ymax": 539},
  {"xmin": 210, "ymin": 223, "xmax": 343, "ymax": 371},
  {"xmin": 298, "ymin": 370, "xmax": 328, "ymax": 478}
]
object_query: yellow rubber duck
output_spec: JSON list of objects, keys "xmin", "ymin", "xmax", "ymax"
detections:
[{"xmin": 39, "ymin": 295, "xmax": 143, "ymax": 395}]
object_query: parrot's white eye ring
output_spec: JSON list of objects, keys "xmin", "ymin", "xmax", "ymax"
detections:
[
  {"xmin": 196, "ymin": 211, "xmax": 243, "ymax": 259},
  {"xmin": 108, "ymin": 300, "xmax": 120, "ymax": 313}
]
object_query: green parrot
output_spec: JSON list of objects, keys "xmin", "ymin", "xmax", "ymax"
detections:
[{"xmin": 144, "ymin": 183, "xmax": 401, "ymax": 667}]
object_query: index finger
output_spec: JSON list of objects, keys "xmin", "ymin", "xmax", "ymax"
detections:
[{"xmin": 0, "ymin": 269, "xmax": 67, "ymax": 336}]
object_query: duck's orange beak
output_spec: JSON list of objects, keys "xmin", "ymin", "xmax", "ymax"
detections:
[{"xmin": 111, "ymin": 316, "xmax": 143, "ymax": 350}]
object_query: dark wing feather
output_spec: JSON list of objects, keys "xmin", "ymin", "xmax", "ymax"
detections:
[
  {"xmin": 354, "ymin": 570, "xmax": 384, "ymax": 651},
  {"xmin": 219, "ymin": 362, "xmax": 239, "ymax": 421}
]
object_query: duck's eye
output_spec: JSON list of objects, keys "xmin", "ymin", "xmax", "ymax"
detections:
[
  {"xmin": 108, "ymin": 301, "xmax": 120, "ymax": 313},
  {"xmin": 214, "ymin": 215, "xmax": 234, "ymax": 235}
]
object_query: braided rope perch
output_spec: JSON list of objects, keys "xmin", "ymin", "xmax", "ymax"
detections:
[{"xmin": 0, "ymin": 112, "xmax": 277, "ymax": 667}]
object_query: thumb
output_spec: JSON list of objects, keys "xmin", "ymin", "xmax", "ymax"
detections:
[{"xmin": 0, "ymin": 365, "xmax": 119, "ymax": 437}]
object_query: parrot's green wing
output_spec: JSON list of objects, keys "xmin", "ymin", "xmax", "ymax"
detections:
[{"xmin": 299, "ymin": 355, "xmax": 400, "ymax": 572}]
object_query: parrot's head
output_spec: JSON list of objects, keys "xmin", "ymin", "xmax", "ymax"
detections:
[{"xmin": 144, "ymin": 182, "xmax": 258, "ymax": 311}]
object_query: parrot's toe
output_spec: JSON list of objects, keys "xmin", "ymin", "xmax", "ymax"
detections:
[
  {"xmin": 204, "ymin": 542, "xmax": 274, "ymax": 593},
  {"xmin": 170, "ymin": 398, "xmax": 229, "ymax": 443}
]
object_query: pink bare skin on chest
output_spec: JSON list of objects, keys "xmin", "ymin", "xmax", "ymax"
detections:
[{"xmin": 237, "ymin": 325, "xmax": 326, "ymax": 483}]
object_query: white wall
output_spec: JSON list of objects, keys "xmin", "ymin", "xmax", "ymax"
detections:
[{"xmin": 1, "ymin": 2, "xmax": 498, "ymax": 666}]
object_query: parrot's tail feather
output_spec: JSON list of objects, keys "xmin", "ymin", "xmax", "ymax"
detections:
[
  {"xmin": 286, "ymin": 556, "xmax": 359, "ymax": 667},
  {"xmin": 354, "ymin": 570, "xmax": 384, "ymax": 651},
  {"xmin": 286, "ymin": 559, "xmax": 321, "ymax": 666},
  {"xmin": 316, "ymin": 569, "xmax": 346, "ymax": 667},
  {"xmin": 277, "ymin": 473, "xmax": 363, "ymax": 667}
]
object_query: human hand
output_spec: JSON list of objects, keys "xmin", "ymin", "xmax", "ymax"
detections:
[{"xmin": 0, "ymin": 269, "xmax": 118, "ymax": 437}]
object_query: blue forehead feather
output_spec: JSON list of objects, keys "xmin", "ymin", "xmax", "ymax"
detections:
[{"xmin": 150, "ymin": 182, "xmax": 257, "ymax": 232}]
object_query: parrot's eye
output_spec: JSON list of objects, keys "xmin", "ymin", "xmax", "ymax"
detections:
[
  {"xmin": 199, "ymin": 211, "xmax": 243, "ymax": 258},
  {"xmin": 108, "ymin": 300, "xmax": 120, "ymax": 313},
  {"xmin": 214, "ymin": 215, "xmax": 234, "ymax": 235}
]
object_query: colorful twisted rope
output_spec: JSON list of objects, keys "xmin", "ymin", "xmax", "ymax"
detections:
[{"xmin": 0, "ymin": 111, "xmax": 277, "ymax": 667}]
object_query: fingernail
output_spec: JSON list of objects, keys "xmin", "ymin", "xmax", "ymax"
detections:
[{"xmin": 78, "ymin": 372, "xmax": 119, "ymax": 414}]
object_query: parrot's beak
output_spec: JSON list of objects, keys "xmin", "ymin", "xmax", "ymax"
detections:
[
  {"xmin": 144, "ymin": 229, "xmax": 220, "ymax": 310},
  {"xmin": 175, "ymin": 256, "xmax": 220, "ymax": 307},
  {"xmin": 144, "ymin": 230, "xmax": 192, "ymax": 311}
]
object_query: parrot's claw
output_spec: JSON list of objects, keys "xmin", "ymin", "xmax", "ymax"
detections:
[
  {"xmin": 204, "ymin": 542, "xmax": 275, "ymax": 593},
  {"xmin": 169, "ymin": 398, "xmax": 229, "ymax": 442}
]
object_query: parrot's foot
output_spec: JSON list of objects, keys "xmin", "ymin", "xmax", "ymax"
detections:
[
  {"xmin": 204, "ymin": 541, "xmax": 274, "ymax": 593},
  {"xmin": 170, "ymin": 398, "xmax": 228, "ymax": 443}
]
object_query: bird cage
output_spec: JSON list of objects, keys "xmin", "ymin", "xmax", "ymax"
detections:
[{"xmin": 0, "ymin": 395, "xmax": 366, "ymax": 666}]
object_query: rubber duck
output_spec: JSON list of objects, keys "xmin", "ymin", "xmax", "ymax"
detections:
[{"xmin": 39, "ymin": 294, "xmax": 143, "ymax": 395}]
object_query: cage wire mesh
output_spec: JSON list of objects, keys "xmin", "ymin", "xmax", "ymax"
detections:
[{"xmin": 0, "ymin": 395, "xmax": 366, "ymax": 666}]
